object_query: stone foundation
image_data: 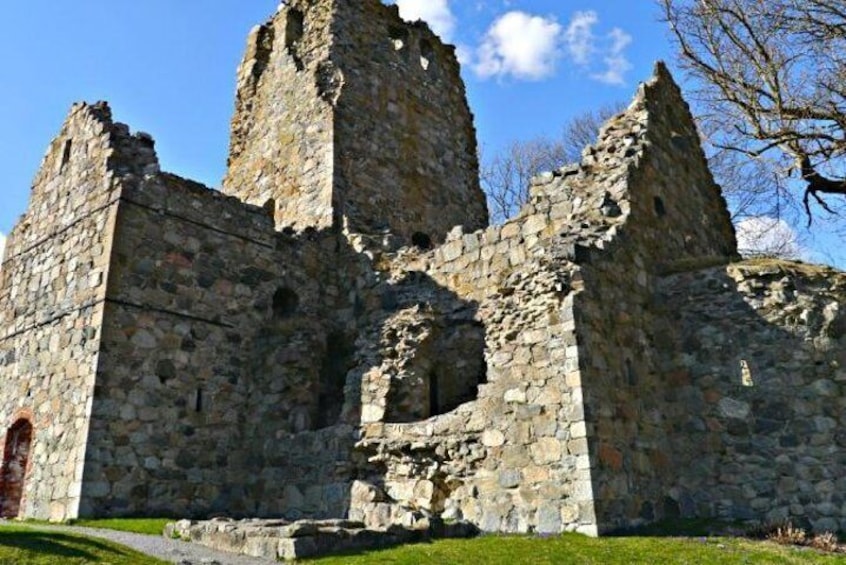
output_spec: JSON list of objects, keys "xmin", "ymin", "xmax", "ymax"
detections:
[{"xmin": 165, "ymin": 517, "xmax": 478, "ymax": 561}]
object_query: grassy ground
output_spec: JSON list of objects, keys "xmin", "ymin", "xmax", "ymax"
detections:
[
  {"xmin": 307, "ymin": 534, "xmax": 846, "ymax": 564},
  {"xmin": 2, "ymin": 519, "xmax": 844, "ymax": 564},
  {"xmin": 0, "ymin": 525, "xmax": 167, "ymax": 564},
  {"xmin": 65, "ymin": 518, "xmax": 171, "ymax": 536}
]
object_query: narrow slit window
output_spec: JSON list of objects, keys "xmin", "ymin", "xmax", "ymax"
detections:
[
  {"xmin": 195, "ymin": 388, "xmax": 203, "ymax": 412},
  {"xmin": 60, "ymin": 139, "xmax": 72, "ymax": 172},
  {"xmin": 420, "ymin": 39, "xmax": 435, "ymax": 71},
  {"xmin": 740, "ymin": 360, "xmax": 754, "ymax": 387},
  {"xmin": 285, "ymin": 8, "xmax": 305, "ymax": 69},
  {"xmin": 654, "ymin": 196, "xmax": 666, "ymax": 217}
]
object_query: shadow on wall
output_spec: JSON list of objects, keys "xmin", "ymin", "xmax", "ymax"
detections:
[
  {"xmin": 242, "ymin": 232, "xmax": 487, "ymax": 521},
  {"xmin": 592, "ymin": 263, "xmax": 846, "ymax": 532},
  {"xmin": 372, "ymin": 271, "xmax": 486, "ymax": 425}
]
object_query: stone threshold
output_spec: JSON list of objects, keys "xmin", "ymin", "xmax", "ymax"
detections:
[{"xmin": 165, "ymin": 517, "xmax": 479, "ymax": 561}]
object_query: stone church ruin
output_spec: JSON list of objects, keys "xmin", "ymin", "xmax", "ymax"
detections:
[{"xmin": 2, "ymin": 0, "xmax": 846, "ymax": 548}]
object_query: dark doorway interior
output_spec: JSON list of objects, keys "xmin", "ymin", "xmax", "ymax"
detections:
[{"xmin": 0, "ymin": 419, "xmax": 33, "ymax": 518}]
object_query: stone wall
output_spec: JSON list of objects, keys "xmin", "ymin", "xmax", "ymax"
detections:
[
  {"xmin": 569, "ymin": 64, "xmax": 737, "ymax": 532},
  {"xmin": 655, "ymin": 261, "xmax": 846, "ymax": 533},
  {"xmin": 0, "ymin": 102, "xmax": 155, "ymax": 520},
  {"xmin": 330, "ymin": 0, "xmax": 487, "ymax": 242},
  {"xmin": 223, "ymin": 0, "xmax": 336, "ymax": 231},
  {"xmin": 350, "ymin": 63, "xmax": 738, "ymax": 536},
  {"xmin": 80, "ymin": 154, "xmax": 363, "ymax": 517},
  {"xmin": 6, "ymin": 0, "xmax": 846, "ymax": 541},
  {"xmin": 223, "ymin": 0, "xmax": 488, "ymax": 243}
]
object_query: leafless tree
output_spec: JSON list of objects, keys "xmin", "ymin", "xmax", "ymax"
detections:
[
  {"xmin": 481, "ymin": 104, "xmax": 623, "ymax": 223},
  {"xmin": 661, "ymin": 0, "xmax": 846, "ymax": 226}
]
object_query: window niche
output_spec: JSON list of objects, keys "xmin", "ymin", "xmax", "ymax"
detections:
[
  {"xmin": 388, "ymin": 26, "xmax": 409, "ymax": 53},
  {"xmin": 285, "ymin": 8, "xmax": 306, "ymax": 70},
  {"xmin": 385, "ymin": 321, "xmax": 486, "ymax": 423},
  {"xmin": 273, "ymin": 288, "xmax": 300, "ymax": 319},
  {"xmin": 654, "ymin": 196, "xmax": 667, "ymax": 218},
  {"xmin": 57, "ymin": 139, "xmax": 72, "ymax": 174},
  {"xmin": 314, "ymin": 332, "xmax": 356, "ymax": 429},
  {"xmin": 419, "ymin": 39, "xmax": 436, "ymax": 72}
]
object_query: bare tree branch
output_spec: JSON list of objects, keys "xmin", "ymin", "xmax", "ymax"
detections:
[
  {"xmin": 662, "ymin": 0, "xmax": 846, "ymax": 225},
  {"xmin": 481, "ymin": 104, "xmax": 624, "ymax": 223}
]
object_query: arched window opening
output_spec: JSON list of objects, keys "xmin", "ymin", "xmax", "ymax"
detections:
[
  {"xmin": 388, "ymin": 26, "xmax": 409, "ymax": 52},
  {"xmin": 411, "ymin": 231, "xmax": 432, "ymax": 250},
  {"xmin": 273, "ymin": 288, "xmax": 300, "ymax": 318},
  {"xmin": 420, "ymin": 39, "xmax": 435, "ymax": 71},
  {"xmin": 654, "ymin": 196, "xmax": 667, "ymax": 217},
  {"xmin": 315, "ymin": 332, "xmax": 356, "ymax": 429},
  {"xmin": 285, "ymin": 8, "xmax": 305, "ymax": 70},
  {"xmin": 0, "ymin": 419, "xmax": 33, "ymax": 518}
]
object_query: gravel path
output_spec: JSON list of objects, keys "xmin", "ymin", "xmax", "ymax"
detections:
[{"xmin": 0, "ymin": 522, "xmax": 277, "ymax": 564}]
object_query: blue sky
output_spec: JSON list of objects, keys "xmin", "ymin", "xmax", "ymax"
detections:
[{"xmin": 1, "ymin": 1, "xmax": 841, "ymax": 267}]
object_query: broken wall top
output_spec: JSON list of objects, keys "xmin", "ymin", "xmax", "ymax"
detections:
[
  {"xmin": 223, "ymin": 0, "xmax": 488, "ymax": 244},
  {"xmin": 510, "ymin": 62, "xmax": 737, "ymax": 270},
  {"xmin": 6, "ymin": 102, "xmax": 159, "ymax": 257}
]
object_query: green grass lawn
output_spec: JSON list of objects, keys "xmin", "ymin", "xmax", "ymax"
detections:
[
  {"xmin": 0, "ymin": 525, "xmax": 167, "ymax": 564},
  {"xmin": 2, "ymin": 520, "xmax": 845, "ymax": 564},
  {"xmin": 66, "ymin": 517, "xmax": 172, "ymax": 536},
  {"xmin": 308, "ymin": 534, "xmax": 846, "ymax": 565}
]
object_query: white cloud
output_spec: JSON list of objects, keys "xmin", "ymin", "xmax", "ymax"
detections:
[
  {"xmin": 474, "ymin": 11, "xmax": 563, "ymax": 81},
  {"xmin": 563, "ymin": 11, "xmax": 633, "ymax": 85},
  {"xmin": 735, "ymin": 216, "xmax": 802, "ymax": 259},
  {"xmin": 564, "ymin": 10, "xmax": 598, "ymax": 65},
  {"xmin": 393, "ymin": 0, "xmax": 456, "ymax": 42},
  {"xmin": 591, "ymin": 28, "xmax": 633, "ymax": 85}
]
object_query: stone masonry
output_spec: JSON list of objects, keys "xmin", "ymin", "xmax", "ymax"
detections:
[{"xmin": 1, "ymin": 0, "xmax": 846, "ymax": 548}]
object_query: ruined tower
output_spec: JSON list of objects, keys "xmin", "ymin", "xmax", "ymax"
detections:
[
  {"xmin": 4, "ymin": 0, "xmax": 846, "ymax": 548},
  {"xmin": 223, "ymin": 0, "xmax": 488, "ymax": 244}
]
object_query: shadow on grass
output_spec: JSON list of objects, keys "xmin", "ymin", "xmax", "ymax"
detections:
[
  {"xmin": 609, "ymin": 518, "xmax": 749, "ymax": 538},
  {"xmin": 0, "ymin": 529, "xmax": 135, "ymax": 560}
]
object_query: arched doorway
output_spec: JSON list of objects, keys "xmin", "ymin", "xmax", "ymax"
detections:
[{"xmin": 0, "ymin": 419, "xmax": 33, "ymax": 518}]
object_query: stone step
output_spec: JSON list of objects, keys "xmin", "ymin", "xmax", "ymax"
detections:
[{"xmin": 165, "ymin": 517, "xmax": 478, "ymax": 561}]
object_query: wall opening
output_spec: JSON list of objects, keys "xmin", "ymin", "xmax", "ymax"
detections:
[
  {"xmin": 385, "ymin": 321, "xmax": 486, "ymax": 423},
  {"xmin": 273, "ymin": 288, "xmax": 300, "ymax": 318},
  {"xmin": 388, "ymin": 26, "xmax": 408, "ymax": 52},
  {"xmin": 262, "ymin": 198, "xmax": 276, "ymax": 220},
  {"xmin": 0, "ymin": 419, "xmax": 33, "ymax": 518},
  {"xmin": 625, "ymin": 359, "xmax": 638, "ymax": 386},
  {"xmin": 419, "ymin": 39, "xmax": 435, "ymax": 71},
  {"xmin": 315, "ymin": 332, "xmax": 356, "ymax": 428},
  {"xmin": 740, "ymin": 359, "xmax": 754, "ymax": 387},
  {"xmin": 411, "ymin": 232, "xmax": 432, "ymax": 250},
  {"xmin": 249, "ymin": 24, "xmax": 275, "ymax": 88},
  {"xmin": 60, "ymin": 139, "xmax": 72, "ymax": 172},
  {"xmin": 654, "ymin": 196, "xmax": 667, "ymax": 217},
  {"xmin": 195, "ymin": 388, "xmax": 203, "ymax": 413},
  {"xmin": 285, "ymin": 8, "xmax": 305, "ymax": 70}
]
